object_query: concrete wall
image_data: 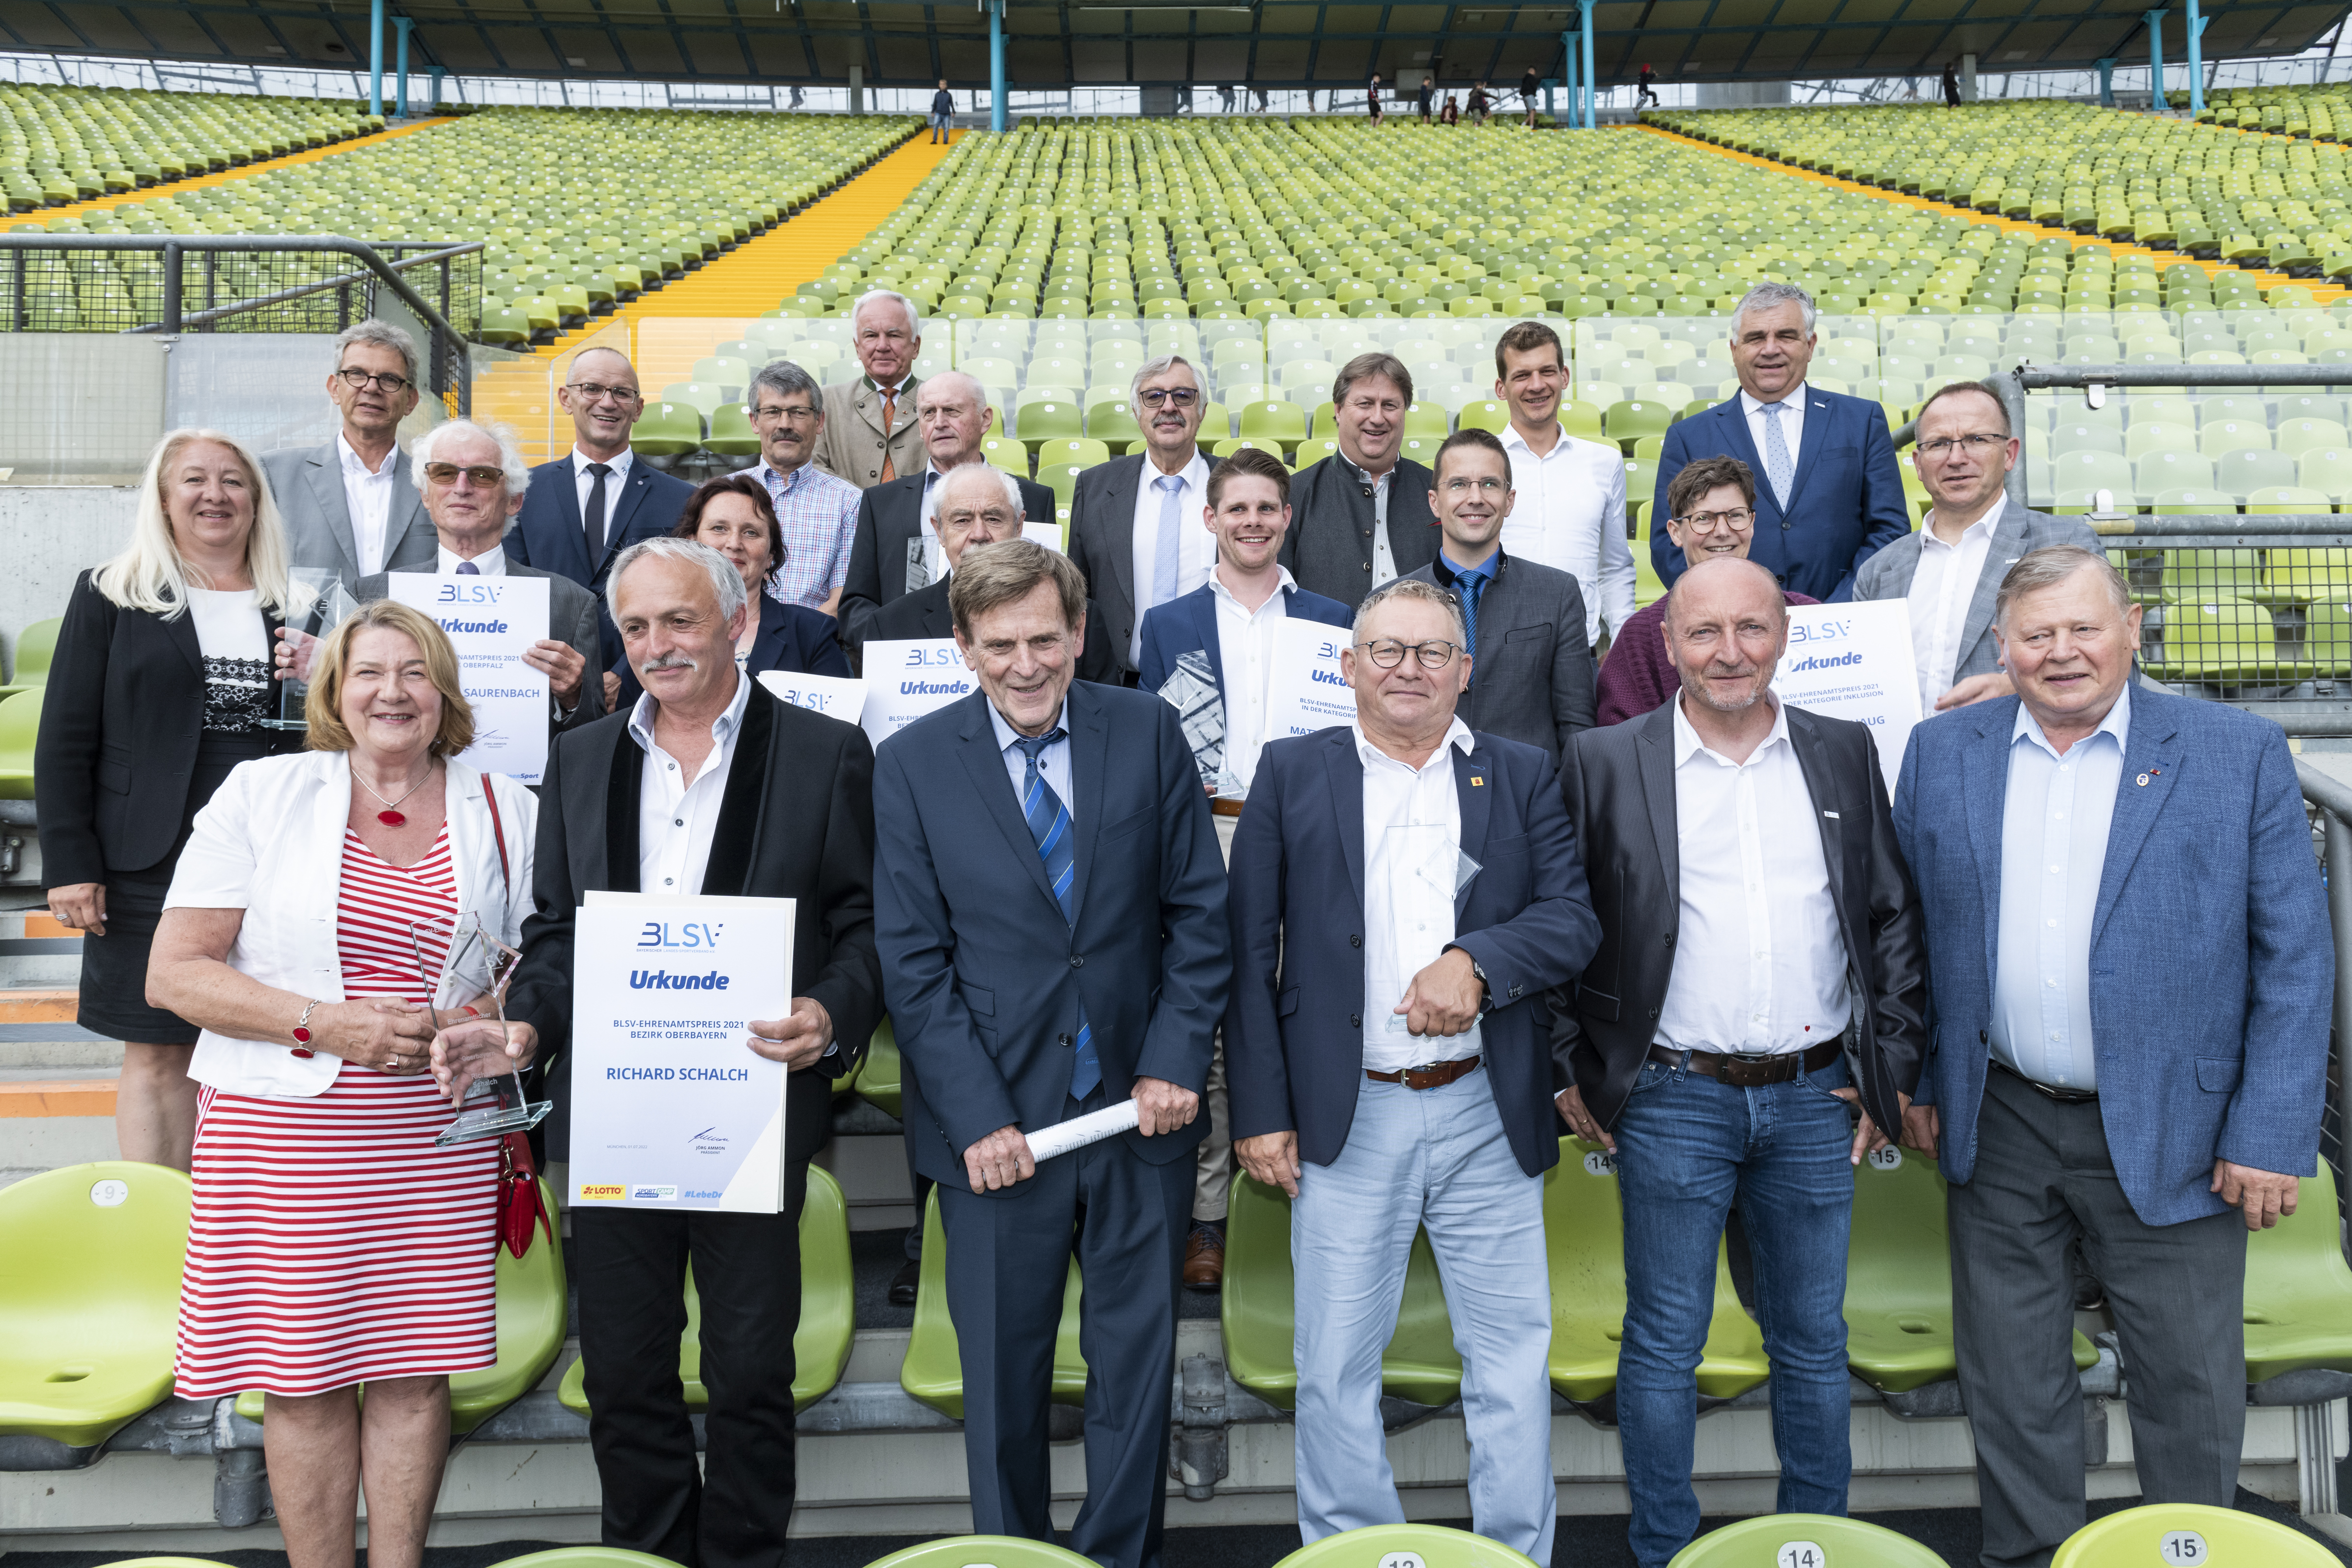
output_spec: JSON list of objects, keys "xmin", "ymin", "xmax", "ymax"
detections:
[{"xmin": 0, "ymin": 486, "xmax": 138, "ymax": 680}]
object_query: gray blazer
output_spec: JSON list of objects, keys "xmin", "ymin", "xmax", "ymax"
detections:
[
  {"xmin": 266, "ymin": 440, "xmax": 437, "ymax": 593},
  {"xmin": 1850, "ymin": 497, "xmax": 2101, "ymax": 686},
  {"xmin": 1279, "ymin": 454, "xmax": 1442, "ymax": 610},
  {"xmin": 1399, "ymin": 550, "xmax": 1596, "ymax": 765},
  {"xmin": 812, "ymin": 374, "xmax": 925, "ymax": 487},
  {"xmin": 356, "ymin": 555, "xmax": 607, "ymax": 733}
]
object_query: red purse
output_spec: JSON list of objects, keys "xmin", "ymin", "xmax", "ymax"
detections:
[{"xmin": 481, "ymin": 779, "xmax": 552, "ymax": 1260}]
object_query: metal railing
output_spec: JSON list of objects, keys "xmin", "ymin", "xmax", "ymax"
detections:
[
  {"xmin": 2296, "ymin": 759, "xmax": 2352, "ymax": 1244},
  {"xmin": 0, "ymin": 234, "xmax": 479, "ymax": 413}
]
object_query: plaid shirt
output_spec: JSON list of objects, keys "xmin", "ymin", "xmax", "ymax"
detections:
[{"xmin": 752, "ymin": 458, "xmax": 863, "ymax": 608}]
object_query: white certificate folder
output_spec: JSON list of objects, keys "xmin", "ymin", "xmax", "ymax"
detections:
[{"xmin": 569, "ymin": 892, "xmax": 796, "ymax": 1213}]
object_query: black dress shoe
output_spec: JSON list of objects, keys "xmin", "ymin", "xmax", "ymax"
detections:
[{"xmin": 889, "ymin": 1257, "xmax": 922, "ymax": 1306}]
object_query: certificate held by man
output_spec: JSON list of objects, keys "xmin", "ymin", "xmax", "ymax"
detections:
[{"xmin": 387, "ymin": 571, "xmax": 553, "ymax": 784}]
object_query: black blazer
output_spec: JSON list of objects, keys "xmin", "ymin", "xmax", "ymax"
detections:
[
  {"xmin": 35, "ymin": 572, "xmax": 295, "ymax": 886},
  {"xmin": 837, "ymin": 468, "xmax": 1057, "ymax": 647},
  {"xmin": 504, "ymin": 455, "xmax": 695, "ymax": 667},
  {"xmin": 1553, "ymin": 699, "xmax": 1929, "ymax": 1138},
  {"xmin": 1066, "ymin": 451, "xmax": 1227, "ymax": 680},
  {"xmin": 508, "ymin": 683, "xmax": 885, "ymax": 1164},
  {"xmin": 615, "ymin": 590, "xmax": 851, "ymax": 711},
  {"xmin": 848, "ymin": 575, "xmax": 1125, "ymax": 687},
  {"xmin": 1278, "ymin": 454, "xmax": 1443, "ymax": 610},
  {"xmin": 1405, "ymin": 549, "xmax": 1596, "ymax": 765}
]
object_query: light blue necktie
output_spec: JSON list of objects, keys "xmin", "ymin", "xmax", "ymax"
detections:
[
  {"xmin": 1152, "ymin": 473, "xmax": 1186, "ymax": 607},
  {"xmin": 456, "ymin": 560, "xmax": 480, "ymax": 575},
  {"xmin": 1759, "ymin": 399, "xmax": 1795, "ymax": 509},
  {"xmin": 1012, "ymin": 731, "xmax": 1099, "ymax": 1100}
]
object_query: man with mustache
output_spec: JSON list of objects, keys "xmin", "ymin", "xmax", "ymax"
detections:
[{"xmin": 1068, "ymin": 355, "xmax": 1219, "ymax": 682}]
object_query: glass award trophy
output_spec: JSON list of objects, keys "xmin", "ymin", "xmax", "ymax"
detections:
[
  {"xmin": 1158, "ymin": 649, "xmax": 1245, "ymax": 798},
  {"xmin": 409, "ymin": 912, "xmax": 552, "ymax": 1146},
  {"xmin": 263, "ymin": 568, "xmax": 360, "ymax": 731}
]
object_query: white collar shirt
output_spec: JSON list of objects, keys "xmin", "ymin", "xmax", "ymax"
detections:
[
  {"xmin": 337, "ymin": 431, "xmax": 400, "ymax": 578},
  {"xmin": 1351, "ymin": 456, "xmax": 1398, "ymax": 586},
  {"xmin": 1656, "ymin": 695, "xmax": 1851, "ymax": 1055},
  {"xmin": 1739, "ymin": 383, "xmax": 1810, "ymax": 505},
  {"xmin": 1991, "ymin": 685, "xmax": 2131, "ymax": 1091},
  {"xmin": 1357, "ymin": 717, "xmax": 1481, "ymax": 1071},
  {"xmin": 1128, "ymin": 450, "xmax": 1217, "ymax": 663},
  {"xmin": 1906, "ymin": 505, "xmax": 2001, "ymax": 713},
  {"xmin": 1210, "ymin": 568, "xmax": 1296, "ymax": 792},
  {"xmin": 989, "ymin": 697, "xmax": 1076, "ymax": 839},
  {"xmin": 570, "ymin": 446, "xmax": 634, "ymax": 542},
  {"xmin": 627, "ymin": 670, "xmax": 753, "ymax": 897},
  {"xmin": 435, "ymin": 542, "xmax": 508, "ymax": 576},
  {"xmin": 1498, "ymin": 421, "xmax": 1635, "ymax": 643}
]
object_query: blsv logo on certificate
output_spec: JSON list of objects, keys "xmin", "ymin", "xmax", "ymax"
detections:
[
  {"xmin": 1262, "ymin": 620, "xmax": 1357, "ymax": 741},
  {"xmin": 860, "ymin": 638, "xmax": 976, "ymax": 750},
  {"xmin": 757, "ymin": 669, "xmax": 869, "ymax": 727},
  {"xmin": 570, "ymin": 892, "xmax": 798, "ymax": 1213},
  {"xmin": 1770, "ymin": 600, "xmax": 1923, "ymax": 799},
  {"xmin": 385, "ymin": 572, "xmax": 553, "ymax": 785}
]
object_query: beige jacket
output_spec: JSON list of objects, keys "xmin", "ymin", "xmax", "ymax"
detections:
[{"xmin": 812, "ymin": 374, "xmax": 924, "ymax": 486}]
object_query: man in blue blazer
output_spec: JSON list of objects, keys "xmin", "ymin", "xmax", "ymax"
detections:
[
  {"xmin": 1651, "ymin": 283, "xmax": 1910, "ymax": 602},
  {"xmin": 504, "ymin": 347, "xmax": 695, "ymax": 668},
  {"xmin": 1893, "ymin": 545, "xmax": 2332, "ymax": 1568},
  {"xmin": 1225, "ymin": 576, "xmax": 1599, "ymax": 1560},
  {"xmin": 873, "ymin": 540, "xmax": 1229, "ymax": 1568}
]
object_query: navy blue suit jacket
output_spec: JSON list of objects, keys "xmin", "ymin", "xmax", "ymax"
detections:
[
  {"xmin": 874, "ymin": 683, "xmax": 1231, "ymax": 1189},
  {"xmin": 505, "ymin": 455, "xmax": 694, "ymax": 665},
  {"xmin": 1134, "ymin": 580, "xmax": 1354, "ymax": 698},
  {"xmin": 1224, "ymin": 726, "xmax": 1602, "ymax": 1178},
  {"xmin": 615, "ymin": 590, "xmax": 850, "ymax": 711},
  {"xmin": 1651, "ymin": 387, "xmax": 1910, "ymax": 602},
  {"xmin": 1892, "ymin": 688, "xmax": 2333, "ymax": 1226}
]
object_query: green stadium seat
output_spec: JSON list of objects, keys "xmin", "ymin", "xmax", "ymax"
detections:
[
  {"xmin": 853, "ymin": 1017, "xmax": 903, "ymax": 1118},
  {"xmin": 1561, "ymin": 401, "xmax": 1607, "ymax": 441},
  {"xmin": 902, "ymin": 1190, "xmax": 1085, "ymax": 1418},
  {"xmin": 484, "ymin": 1549, "xmax": 685, "ymax": 1568},
  {"xmin": 0, "ymin": 617, "xmax": 59, "ymax": 700},
  {"xmin": 2149, "ymin": 600, "xmax": 2282, "ymax": 683},
  {"xmin": 2215, "ymin": 448, "xmax": 2300, "ymax": 497},
  {"xmin": 0, "ymin": 1162, "xmax": 193, "ymax": 1453},
  {"xmin": 1457, "ymin": 401, "xmax": 1511, "ymax": 435},
  {"xmin": 1238, "ymin": 400, "xmax": 1308, "ymax": 451},
  {"xmin": 559, "ymin": 1168, "xmax": 854, "ymax": 1418},
  {"xmin": 1402, "ymin": 402, "xmax": 1451, "ymax": 438},
  {"xmin": 1605, "ymin": 400, "xmax": 1673, "ymax": 454},
  {"xmin": 1017, "ymin": 401, "xmax": 1084, "ymax": 453},
  {"xmin": 1667, "ymin": 1514, "xmax": 1945, "ymax": 1566},
  {"xmin": 704, "ymin": 404, "xmax": 760, "ymax": 464},
  {"xmin": 0, "ymin": 687, "xmax": 39, "ymax": 798},
  {"xmin": 2049, "ymin": 1502, "xmax": 2339, "ymax": 1567},
  {"xmin": 1270, "ymin": 1523, "xmax": 1540, "ymax": 1568},
  {"xmin": 629, "ymin": 403, "xmax": 704, "ymax": 463},
  {"xmin": 860, "ymin": 1538, "xmax": 1101, "ymax": 1568},
  {"xmin": 1035, "ymin": 437, "xmax": 1111, "ymax": 472},
  {"xmin": 2241, "ymin": 1162, "xmax": 2352, "ymax": 1390}
]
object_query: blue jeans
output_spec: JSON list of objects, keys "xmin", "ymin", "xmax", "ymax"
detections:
[{"xmin": 1613, "ymin": 1053, "xmax": 1857, "ymax": 1568}]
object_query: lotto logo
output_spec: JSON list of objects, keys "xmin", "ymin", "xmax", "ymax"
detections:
[{"xmin": 577, "ymin": 1184, "xmax": 626, "ymax": 1200}]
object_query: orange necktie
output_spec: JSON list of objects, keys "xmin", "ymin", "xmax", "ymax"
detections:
[{"xmin": 878, "ymin": 387, "xmax": 898, "ymax": 484}]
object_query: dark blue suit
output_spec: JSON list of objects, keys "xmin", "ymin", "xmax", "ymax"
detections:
[
  {"xmin": 506, "ymin": 455, "xmax": 694, "ymax": 666},
  {"xmin": 1135, "ymin": 580, "xmax": 1354, "ymax": 698},
  {"xmin": 1651, "ymin": 386, "xmax": 1910, "ymax": 602},
  {"xmin": 1224, "ymin": 726, "xmax": 1601, "ymax": 1177},
  {"xmin": 614, "ymin": 591, "xmax": 850, "ymax": 711},
  {"xmin": 873, "ymin": 681, "xmax": 1229, "ymax": 1568}
]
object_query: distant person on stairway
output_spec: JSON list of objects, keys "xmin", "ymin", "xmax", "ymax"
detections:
[
  {"xmin": 930, "ymin": 79, "xmax": 955, "ymax": 142},
  {"xmin": 1522, "ymin": 66, "xmax": 1542, "ymax": 124},
  {"xmin": 1469, "ymin": 81, "xmax": 1492, "ymax": 122},
  {"xmin": 1942, "ymin": 59, "xmax": 1962, "ymax": 106},
  {"xmin": 1638, "ymin": 62, "xmax": 1660, "ymax": 107},
  {"xmin": 1417, "ymin": 75, "xmax": 1435, "ymax": 122},
  {"xmin": 38, "ymin": 429, "xmax": 302, "ymax": 1171},
  {"xmin": 1368, "ymin": 73, "xmax": 1384, "ymax": 125}
]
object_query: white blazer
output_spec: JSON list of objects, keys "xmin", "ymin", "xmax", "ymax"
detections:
[{"xmin": 165, "ymin": 750, "xmax": 540, "ymax": 1098}]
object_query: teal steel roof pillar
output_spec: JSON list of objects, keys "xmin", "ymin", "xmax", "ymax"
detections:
[
  {"xmin": 2145, "ymin": 9, "xmax": 2168, "ymax": 112},
  {"xmin": 2097, "ymin": 57, "xmax": 2116, "ymax": 107},
  {"xmin": 368, "ymin": 0, "xmax": 385, "ymax": 116},
  {"xmin": 394, "ymin": 17, "xmax": 413, "ymax": 118},
  {"xmin": 1580, "ymin": 0, "xmax": 1596, "ymax": 128},
  {"xmin": 2186, "ymin": 0, "xmax": 2207, "ymax": 116},
  {"xmin": 990, "ymin": 0, "xmax": 1006, "ymax": 133}
]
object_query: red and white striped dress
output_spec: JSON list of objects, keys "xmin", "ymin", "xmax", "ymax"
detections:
[{"xmin": 174, "ymin": 825, "xmax": 501, "ymax": 1397}]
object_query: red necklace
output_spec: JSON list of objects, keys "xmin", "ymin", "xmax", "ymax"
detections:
[{"xmin": 356, "ymin": 764, "xmax": 434, "ymax": 827}]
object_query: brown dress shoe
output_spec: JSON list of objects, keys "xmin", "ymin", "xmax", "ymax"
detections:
[{"xmin": 1183, "ymin": 1225, "xmax": 1225, "ymax": 1291}]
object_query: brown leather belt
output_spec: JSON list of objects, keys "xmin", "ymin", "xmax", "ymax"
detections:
[
  {"xmin": 1646, "ymin": 1038, "xmax": 1842, "ymax": 1087},
  {"xmin": 1366, "ymin": 1055, "xmax": 1481, "ymax": 1090},
  {"xmin": 1210, "ymin": 797, "xmax": 1245, "ymax": 818},
  {"xmin": 1992, "ymin": 1057, "xmax": 2099, "ymax": 1104}
]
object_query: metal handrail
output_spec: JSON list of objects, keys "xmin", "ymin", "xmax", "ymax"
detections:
[{"xmin": 2295, "ymin": 758, "xmax": 2352, "ymax": 1226}]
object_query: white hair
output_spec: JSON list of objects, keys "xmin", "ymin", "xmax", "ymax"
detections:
[
  {"xmin": 915, "ymin": 370, "xmax": 989, "ymax": 411},
  {"xmin": 410, "ymin": 418, "xmax": 531, "ymax": 497},
  {"xmin": 95, "ymin": 428, "xmax": 291, "ymax": 617},
  {"xmin": 608, "ymin": 536, "xmax": 749, "ymax": 624},
  {"xmin": 1130, "ymin": 353, "xmax": 1202, "ymax": 406},
  {"xmin": 852, "ymin": 288, "xmax": 922, "ymax": 340},
  {"xmin": 935, "ymin": 460, "xmax": 1024, "ymax": 516},
  {"xmin": 1731, "ymin": 281, "xmax": 1818, "ymax": 339},
  {"xmin": 330, "ymin": 318, "xmax": 421, "ymax": 386}
]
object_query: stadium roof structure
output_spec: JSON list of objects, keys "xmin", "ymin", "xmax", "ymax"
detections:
[{"xmin": 0, "ymin": 0, "xmax": 2345, "ymax": 90}]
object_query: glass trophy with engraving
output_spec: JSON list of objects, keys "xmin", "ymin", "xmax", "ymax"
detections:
[
  {"xmin": 263, "ymin": 567, "xmax": 360, "ymax": 731},
  {"xmin": 1157, "ymin": 649, "xmax": 1245, "ymax": 798},
  {"xmin": 409, "ymin": 912, "xmax": 552, "ymax": 1145}
]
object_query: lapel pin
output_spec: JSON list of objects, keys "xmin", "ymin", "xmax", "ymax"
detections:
[{"xmin": 1470, "ymin": 776, "xmax": 1485, "ymax": 787}]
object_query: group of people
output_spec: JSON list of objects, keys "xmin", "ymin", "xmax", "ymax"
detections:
[{"xmin": 29, "ymin": 280, "xmax": 2331, "ymax": 1568}]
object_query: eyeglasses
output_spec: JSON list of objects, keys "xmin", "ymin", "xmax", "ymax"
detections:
[
  {"xmin": 1135, "ymin": 387, "xmax": 1200, "ymax": 408},
  {"xmin": 1916, "ymin": 433, "xmax": 2008, "ymax": 457},
  {"xmin": 753, "ymin": 404, "xmax": 820, "ymax": 423},
  {"xmin": 1357, "ymin": 638, "xmax": 1463, "ymax": 670},
  {"xmin": 1673, "ymin": 507, "xmax": 1755, "ymax": 533},
  {"xmin": 423, "ymin": 462, "xmax": 508, "ymax": 488},
  {"xmin": 336, "ymin": 367, "xmax": 412, "ymax": 394},
  {"xmin": 565, "ymin": 380, "xmax": 642, "ymax": 405},
  {"xmin": 1442, "ymin": 476, "xmax": 1509, "ymax": 497}
]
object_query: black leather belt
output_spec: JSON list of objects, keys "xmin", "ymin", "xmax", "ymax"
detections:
[
  {"xmin": 1647, "ymin": 1038, "xmax": 1842, "ymax": 1087},
  {"xmin": 1992, "ymin": 1057, "xmax": 2098, "ymax": 1104}
]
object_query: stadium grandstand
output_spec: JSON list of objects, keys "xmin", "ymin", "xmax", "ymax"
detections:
[{"xmin": 9, "ymin": 3, "xmax": 2352, "ymax": 1561}]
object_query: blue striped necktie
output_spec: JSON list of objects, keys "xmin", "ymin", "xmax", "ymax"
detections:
[{"xmin": 1012, "ymin": 730, "xmax": 1100, "ymax": 1099}]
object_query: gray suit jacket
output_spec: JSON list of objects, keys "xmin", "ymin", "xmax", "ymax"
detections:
[
  {"xmin": 356, "ymin": 555, "xmax": 607, "ymax": 734},
  {"xmin": 812, "ymin": 375, "xmax": 924, "ymax": 487},
  {"xmin": 1401, "ymin": 549, "xmax": 1596, "ymax": 765},
  {"xmin": 1279, "ymin": 454, "xmax": 1442, "ymax": 610},
  {"xmin": 266, "ymin": 440, "xmax": 436, "ymax": 593},
  {"xmin": 1850, "ymin": 497, "xmax": 2101, "ymax": 686}
]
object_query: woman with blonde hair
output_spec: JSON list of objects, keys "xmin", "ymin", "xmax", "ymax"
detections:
[
  {"xmin": 149, "ymin": 598, "xmax": 537, "ymax": 1568},
  {"xmin": 35, "ymin": 427, "xmax": 296, "ymax": 1168}
]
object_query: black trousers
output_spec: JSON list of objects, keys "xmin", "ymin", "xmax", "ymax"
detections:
[{"xmin": 574, "ymin": 1160, "xmax": 810, "ymax": 1568}]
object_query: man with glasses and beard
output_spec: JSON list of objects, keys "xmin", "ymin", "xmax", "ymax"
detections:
[{"xmin": 1068, "ymin": 355, "xmax": 1220, "ymax": 682}]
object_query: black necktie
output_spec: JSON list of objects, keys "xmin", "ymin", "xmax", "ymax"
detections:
[{"xmin": 584, "ymin": 463, "xmax": 612, "ymax": 561}]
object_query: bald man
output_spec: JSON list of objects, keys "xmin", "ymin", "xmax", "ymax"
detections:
[
  {"xmin": 837, "ymin": 370, "xmax": 1057, "ymax": 649},
  {"xmin": 1551, "ymin": 556, "xmax": 1927, "ymax": 1568},
  {"xmin": 508, "ymin": 343, "xmax": 697, "ymax": 667}
]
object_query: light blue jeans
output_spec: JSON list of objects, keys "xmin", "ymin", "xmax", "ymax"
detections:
[{"xmin": 1291, "ymin": 1068, "xmax": 1556, "ymax": 1561}]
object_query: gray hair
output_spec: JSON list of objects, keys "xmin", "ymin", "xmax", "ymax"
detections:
[
  {"xmin": 1353, "ymin": 574, "xmax": 1467, "ymax": 648},
  {"xmin": 935, "ymin": 460, "xmax": 1024, "ymax": 516},
  {"xmin": 852, "ymin": 288, "xmax": 923, "ymax": 341},
  {"xmin": 751, "ymin": 358, "xmax": 822, "ymax": 412},
  {"xmin": 410, "ymin": 418, "xmax": 531, "ymax": 497},
  {"xmin": 1129, "ymin": 353, "xmax": 1202, "ymax": 406},
  {"xmin": 608, "ymin": 537, "xmax": 749, "ymax": 624},
  {"xmin": 916, "ymin": 370, "xmax": 990, "ymax": 412},
  {"xmin": 1731, "ymin": 281, "xmax": 1817, "ymax": 340},
  {"xmin": 331, "ymin": 318, "xmax": 421, "ymax": 387},
  {"xmin": 1994, "ymin": 545, "xmax": 2132, "ymax": 627}
]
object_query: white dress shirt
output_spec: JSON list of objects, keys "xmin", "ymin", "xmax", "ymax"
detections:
[
  {"xmin": 1358, "ymin": 717, "xmax": 1481, "ymax": 1071},
  {"xmin": 435, "ymin": 542, "xmax": 508, "ymax": 576},
  {"xmin": 1656, "ymin": 696, "xmax": 1851, "ymax": 1055},
  {"xmin": 1991, "ymin": 685, "xmax": 2129, "ymax": 1091},
  {"xmin": 1498, "ymin": 422, "xmax": 1635, "ymax": 643},
  {"xmin": 571, "ymin": 446, "xmax": 635, "ymax": 549},
  {"xmin": 989, "ymin": 697, "xmax": 1076, "ymax": 834},
  {"xmin": 628, "ymin": 670, "xmax": 753, "ymax": 896},
  {"xmin": 1740, "ymin": 383, "xmax": 1809, "ymax": 506},
  {"xmin": 1905, "ymin": 505, "xmax": 2000, "ymax": 713},
  {"xmin": 1211, "ymin": 569, "xmax": 1296, "ymax": 792},
  {"xmin": 337, "ymin": 432, "xmax": 399, "ymax": 577},
  {"xmin": 1353, "ymin": 459, "xmax": 1398, "ymax": 585},
  {"xmin": 1128, "ymin": 450, "xmax": 1217, "ymax": 663}
]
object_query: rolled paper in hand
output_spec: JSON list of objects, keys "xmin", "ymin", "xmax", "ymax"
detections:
[{"xmin": 1024, "ymin": 1098, "xmax": 1143, "ymax": 1162}]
